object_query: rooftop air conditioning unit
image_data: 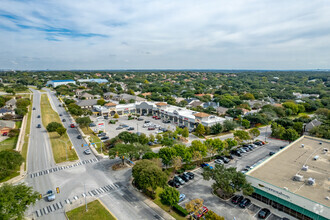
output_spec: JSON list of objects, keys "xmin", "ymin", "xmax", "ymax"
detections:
[
  {"xmin": 307, "ymin": 177, "xmax": 315, "ymax": 185},
  {"xmin": 293, "ymin": 175, "xmax": 303, "ymax": 181},
  {"xmin": 302, "ymin": 165, "xmax": 309, "ymax": 171},
  {"xmin": 313, "ymin": 155, "xmax": 319, "ymax": 160}
]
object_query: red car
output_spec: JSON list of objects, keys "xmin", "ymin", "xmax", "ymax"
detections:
[
  {"xmin": 2, "ymin": 132, "xmax": 8, "ymax": 136},
  {"xmin": 148, "ymin": 127, "xmax": 155, "ymax": 130},
  {"xmin": 70, "ymin": 124, "xmax": 75, "ymax": 128},
  {"xmin": 152, "ymin": 116, "xmax": 157, "ymax": 118},
  {"xmin": 195, "ymin": 206, "xmax": 208, "ymax": 218},
  {"xmin": 155, "ymin": 116, "xmax": 161, "ymax": 120}
]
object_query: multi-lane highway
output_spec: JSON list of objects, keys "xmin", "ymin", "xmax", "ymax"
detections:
[{"xmin": 25, "ymin": 89, "xmax": 167, "ymax": 220}]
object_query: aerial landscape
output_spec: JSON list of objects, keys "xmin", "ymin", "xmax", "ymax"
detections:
[{"xmin": 0, "ymin": 1, "xmax": 329, "ymax": 220}]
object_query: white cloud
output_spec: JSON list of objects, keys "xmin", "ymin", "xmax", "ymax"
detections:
[{"xmin": 0, "ymin": 0, "xmax": 329, "ymax": 69}]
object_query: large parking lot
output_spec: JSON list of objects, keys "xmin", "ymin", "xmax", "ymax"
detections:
[
  {"xmin": 172, "ymin": 138, "xmax": 295, "ymax": 220},
  {"xmin": 90, "ymin": 115, "xmax": 177, "ymax": 139}
]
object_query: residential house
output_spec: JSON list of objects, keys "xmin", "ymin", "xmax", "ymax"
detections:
[
  {"xmin": 305, "ymin": 119, "xmax": 322, "ymax": 132},
  {"xmin": 103, "ymin": 92, "xmax": 118, "ymax": 100},
  {"xmin": 80, "ymin": 93, "xmax": 95, "ymax": 100},
  {"xmin": 216, "ymin": 106, "xmax": 228, "ymax": 115},
  {"xmin": 189, "ymin": 100, "xmax": 204, "ymax": 108},
  {"xmin": 77, "ymin": 99, "xmax": 97, "ymax": 109},
  {"xmin": 5, "ymin": 98, "xmax": 16, "ymax": 110},
  {"xmin": 141, "ymin": 92, "xmax": 152, "ymax": 97},
  {"xmin": 203, "ymin": 102, "xmax": 218, "ymax": 109},
  {"xmin": 0, "ymin": 120, "xmax": 15, "ymax": 135},
  {"xmin": 0, "ymin": 108, "xmax": 15, "ymax": 117}
]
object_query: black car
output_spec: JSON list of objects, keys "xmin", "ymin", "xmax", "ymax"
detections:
[
  {"xmin": 98, "ymin": 133, "xmax": 106, "ymax": 137},
  {"xmin": 58, "ymin": 104, "xmax": 61, "ymax": 107},
  {"xmin": 148, "ymin": 141, "xmax": 154, "ymax": 146},
  {"xmin": 258, "ymin": 208, "xmax": 271, "ymax": 219},
  {"xmin": 59, "ymin": 114, "xmax": 62, "ymax": 116},
  {"xmin": 231, "ymin": 195, "xmax": 244, "ymax": 204},
  {"xmin": 33, "ymin": 107, "xmax": 36, "ymax": 110},
  {"xmin": 77, "ymin": 135, "xmax": 82, "ymax": 139},
  {"xmin": 178, "ymin": 125, "xmax": 186, "ymax": 128},
  {"xmin": 127, "ymin": 127, "xmax": 134, "ymax": 131},
  {"xmin": 137, "ymin": 118, "xmax": 144, "ymax": 121},
  {"xmin": 100, "ymin": 136, "xmax": 109, "ymax": 140},
  {"xmin": 89, "ymin": 123, "xmax": 96, "ymax": 127},
  {"xmin": 231, "ymin": 150, "xmax": 242, "ymax": 157},
  {"xmin": 254, "ymin": 141, "xmax": 263, "ymax": 146},
  {"xmin": 145, "ymin": 121, "xmax": 150, "ymax": 123},
  {"xmin": 37, "ymin": 124, "xmax": 41, "ymax": 128},
  {"xmin": 269, "ymin": 151, "xmax": 275, "ymax": 156},
  {"xmin": 225, "ymin": 154, "xmax": 234, "ymax": 160},
  {"xmin": 62, "ymin": 119, "xmax": 66, "ymax": 122},
  {"xmin": 217, "ymin": 156, "xmax": 230, "ymax": 163},
  {"xmin": 239, "ymin": 198, "xmax": 251, "ymax": 208},
  {"xmin": 180, "ymin": 174, "xmax": 189, "ymax": 182},
  {"xmin": 184, "ymin": 172, "xmax": 194, "ymax": 179},
  {"xmin": 37, "ymin": 115, "xmax": 40, "ymax": 118},
  {"xmin": 168, "ymin": 180, "xmax": 180, "ymax": 188}
]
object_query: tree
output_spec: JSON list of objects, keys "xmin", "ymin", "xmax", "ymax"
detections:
[
  {"xmin": 189, "ymin": 140, "xmax": 207, "ymax": 157},
  {"xmin": 225, "ymin": 138, "xmax": 238, "ymax": 149},
  {"xmin": 15, "ymin": 107, "xmax": 28, "ymax": 117},
  {"xmin": 132, "ymin": 160, "xmax": 167, "ymax": 193},
  {"xmin": 293, "ymin": 122, "xmax": 303, "ymax": 134},
  {"xmin": 160, "ymin": 187, "xmax": 180, "ymax": 210},
  {"xmin": 160, "ymin": 136, "xmax": 174, "ymax": 147},
  {"xmin": 97, "ymin": 99, "xmax": 106, "ymax": 106},
  {"xmin": 149, "ymin": 134, "xmax": 155, "ymax": 142},
  {"xmin": 210, "ymin": 123, "xmax": 223, "ymax": 134},
  {"xmin": 205, "ymin": 210, "xmax": 225, "ymax": 220},
  {"xmin": 241, "ymin": 119, "xmax": 250, "ymax": 129},
  {"xmin": 76, "ymin": 116, "xmax": 92, "ymax": 128},
  {"xmin": 159, "ymin": 147, "xmax": 176, "ymax": 167},
  {"xmin": 173, "ymin": 144, "xmax": 192, "ymax": 162},
  {"xmin": 241, "ymin": 93, "xmax": 255, "ymax": 100},
  {"xmin": 108, "ymin": 143, "xmax": 141, "ymax": 164},
  {"xmin": 195, "ymin": 124, "xmax": 205, "ymax": 136},
  {"xmin": 233, "ymin": 130, "xmax": 251, "ymax": 143},
  {"xmin": 282, "ymin": 128, "xmax": 300, "ymax": 142},
  {"xmin": 5, "ymin": 88, "xmax": 15, "ymax": 95},
  {"xmin": 0, "ymin": 183, "xmax": 39, "ymax": 220},
  {"xmin": 113, "ymin": 113, "xmax": 119, "ymax": 118},
  {"xmin": 192, "ymin": 151, "xmax": 203, "ymax": 164},
  {"xmin": 46, "ymin": 122, "xmax": 63, "ymax": 132},
  {"xmin": 249, "ymin": 128, "xmax": 260, "ymax": 140},
  {"xmin": 185, "ymin": 198, "xmax": 204, "ymax": 217},
  {"xmin": 223, "ymin": 120, "xmax": 237, "ymax": 131},
  {"xmin": 171, "ymin": 156, "xmax": 182, "ymax": 172},
  {"xmin": 142, "ymin": 152, "xmax": 159, "ymax": 159},
  {"xmin": 283, "ymin": 102, "xmax": 299, "ymax": 115},
  {"xmin": 0, "ymin": 150, "xmax": 24, "ymax": 180},
  {"xmin": 202, "ymin": 165, "xmax": 254, "ymax": 198},
  {"xmin": 56, "ymin": 127, "xmax": 67, "ymax": 137},
  {"xmin": 226, "ymin": 108, "xmax": 243, "ymax": 118},
  {"xmin": 271, "ymin": 122, "xmax": 285, "ymax": 139},
  {"xmin": 182, "ymin": 127, "xmax": 189, "ymax": 138}
]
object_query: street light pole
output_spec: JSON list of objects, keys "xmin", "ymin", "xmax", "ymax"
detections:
[{"xmin": 84, "ymin": 183, "xmax": 88, "ymax": 212}]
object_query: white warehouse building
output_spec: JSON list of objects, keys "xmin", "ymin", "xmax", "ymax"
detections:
[{"xmin": 46, "ymin": 80, "xmax": 76, "ymax": 87}]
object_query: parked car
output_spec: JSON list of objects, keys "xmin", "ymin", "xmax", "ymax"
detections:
[
  {"xmin": 127, "ymin": 127, "xmax": 134, "ymax": 131},
  {"xmin": 2, "ymin": 132, "xmax": 8, "ymax": 136},
  {"xmin": 122, "ymin": 124, "xmax": 129, "ymax": 128},
  {"xmin": 77, "ymin": 135, "xmax": 82, "ymax": 139},
  {"xmin": 116, "ymin": 126, "xmax": 123, "ymax": 130},
  {"xmin": 163, "ymin": 120, "xmax": 171, "ymax": 123},
  {"xmin": 137, "ymin": 118, "xmax": 144, "ymax": 121},
  {"xmin": 194, "ymin": 206, "xmax": 208, "ymax": 218},
  {"xmin": 174, "ymin": 176, "xmax": 185, "ymax": 185},
  {"xmin": 269, "ymin": 151, "xmax": 275, "ymax": 156},
  {"xmin": 145, "ymin": 120, "xmax": 150, "ymax": 123},
  {"xmin": 184, "ymin": 172, "xmax": 194, "ymax": 180},
  {"xmin": 240, "ymin": 148, "xmax": 247, "ymax": 153},
  {"xmin": 179, "ymin": 194, "xmax": 186, "ymax": 202},
  {"xmin": 180, "ymin": 173, "xmax": 190, "ymax": 182},
  {"xmin": 37, "ymin": 115, "xmax": 40, "ymax": 118},
  {"xmin": 97, "ymin": 133, "xmax": 106, "ymax": 137},
  {"xmin": 148, "ymin": 127, "xmax": 155, "ymax": 130},
  {"xmin": 254, "ymin": 141, "xmax": 263, "ymax": 146},
  {"xmin": 62, "ymin": 119, "xmax": 66, "ymax": 122},
  {"xmin": 200, "ymin": 163, "xmax": 213, "ymax": 169},
  {"xmin": 168, "ymin": 180, "xmax": 180, "ymax": 188},
  {"xmin": 231, "ymin": 195, "xmax": 244, "ymax": 204},
  {"xmin": 47, "ymin": 190, "xmax": 55, "ymax": 201},
  {"xmin": 241, "ymin": 168, "xmax": 249, "ymax": 174},
  {"xmin": 217, "ymin": 156, "xmax": 230, "ymax": 163},
  {"xmin": 37, "ymin": 124, "xmax": 41, "ymax": 128},
  {"xmin": 84, "ymin": 149, "xmax": 91, "ymax": 155},
  {"xmin": 231, "ymin": 150, "xmax": 241, "ymax": 157},
  {"xmin": 225, "ymin": 154, "xmax": 234, "ymax": 159},
  {"xmin": 70, "ymin": 124, "xmax": 75, "ymax": 128},
  {"xmin": 155, "ymin": 116, "xmax": 161, "ymax": 120},
  {"xmin": 147, "ymin": 141, "xmax": 154, "ymax": 146},
  {"xmin": 239, "ymin": 198, "xmax": 251, "ymax": 208},
  {"xmin": 258, "ymin": 208, "xmax": 271, "ymax": 219},
  {"xmin": 214, "ymin": 159, "xmax": 224, "ymax": 165},
  {"xmin": 89, "ymin": 123, "xmax": 96, "ymax": 127},
  {"xmin": 104, "ymin": 116, "xmax": 108, "ymax": 120},
  {"xmin": 100, "ymin": 136, "xmax": 109, "ymax": 140},
  {"xmin": 178, "ymin": 125, "xmax": 185, "ymax": 129}
]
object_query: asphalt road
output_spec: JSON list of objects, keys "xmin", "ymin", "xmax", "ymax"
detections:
[{"xmin": 25, "ymin": 89, "xmax": 166, "ymax": 220}]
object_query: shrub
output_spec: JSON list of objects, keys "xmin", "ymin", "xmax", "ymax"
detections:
[
  {"xmin": 46, "ymin": 122, "xmax": 63, "ymax": 132},
  {"xmin": 144, "ymin": 189, "xmax": 156, "ymax": 200},
  {"xmin": 8, "ymin": 129, "xmax": 20, "ymax": 137},
  {"xmin": 183, "ymin": 164, "xmax": 196, "ymax": 170},
  {"xmin": 173, "ymin": 204, "xmax": 188, "ymax": 217}
]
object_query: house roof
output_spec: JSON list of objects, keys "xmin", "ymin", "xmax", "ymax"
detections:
[
  {"xmin": 305, "ymin": 119, "xmax": 322, "ymax": 131},
  {"xmin": 0, "ymin": 120, "xmax": 15, "ymax": 129},
  {"xmin": 190, "ymin": 101, "xmax": 204, "ymax": 107},
  {"xmin": 77, "ymin": 99, "xmax": 97, "ymax": 107},
  {"xmin": 0, "ymin": 108, "xmax": 14, "ymax": 114},
  {"xmin": 105, "ymin": 102, "xmax": 117, "ymax": 107},
  {"xmin": 6, "ymin": 98, "xmax": 16, "ymax": 105},
  {"xmin": 51, "ymin": 80, "xmax": 75, "ymax": 82},
  {"xmin": 216, "ymin": 106, "xmax": 228, "ymax": 112},
  {"xmin": 81, "ymin": 93, "xmax": 94, "ymax": 98},
  {"xmin": 193, "ymin": 112, "xmax": 210, "ymax": 118},
  {"xmin": 155, "ymin": 102, "xmax": 168, "ymax": 106}
]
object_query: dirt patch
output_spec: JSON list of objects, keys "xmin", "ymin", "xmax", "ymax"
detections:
[{"xmin": 112, "ymin": 162, "xmax": 131, "ymax": 171}]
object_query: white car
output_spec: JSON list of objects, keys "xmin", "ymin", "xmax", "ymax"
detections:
[
  {"xmin": 214, "ymin": 159, "xmax": 224, "ymax": 165},
  {"xmin": 84, "ymin": 149, "xmax": 91, "ymax": 155}
]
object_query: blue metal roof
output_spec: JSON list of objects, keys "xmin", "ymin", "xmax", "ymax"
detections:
[{"xmin": 51, "ymin": 80, "xmax": 75, "ymax": 82}]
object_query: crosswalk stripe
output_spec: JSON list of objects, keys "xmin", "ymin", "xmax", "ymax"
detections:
[
  {"xmin": 58, "ymin": 202, "xmax": 63, "ymax": 209},
  {"xmin": 82, "ymin": 193, "xmax": 86, "ymax": 197},
  {"xmin": 48, "ymin": 205, "xmax": 52, "ymax": 212},
  {"xmin": 88, "ymin": 191, "xmax": 93, "ymax": 196},
  {"xmin": 89, "ymin": 159, "xmax": 93, "ymax": 163},
  {"xmin": 43, "ymin": 207, "xmax": 48, "ymax": 215},
  {"xmin": 99, "ymin": 188, "xmax": 104, "ymax": 193},
  {"xmin": 36, "ymin": 209, "xmax": 42, "ymax": 217}
]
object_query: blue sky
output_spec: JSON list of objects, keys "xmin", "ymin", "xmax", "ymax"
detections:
[{"xmin": 0, "ymin": 0, "xmax": 330, "ymax": 70}]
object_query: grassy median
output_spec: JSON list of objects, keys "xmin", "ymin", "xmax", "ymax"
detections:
[
  {"xmin": 66, "ymin": 200, "xmax": 116, "ymax": 220},
  {"xmin": 40, "ymin": 94, "xmax": 78, "ymax": 163},
  {"xmin": 21, "ymin": 94, "xmax": 33, "ymax": 170}
]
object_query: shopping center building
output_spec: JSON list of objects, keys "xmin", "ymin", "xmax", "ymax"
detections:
[
  {"xmin": 93, "ymin": 101, "xmax": 228, "ymax": 129},
  {"xmin": 246, "ymin": 136, "xmax": 329, "ymax": 220}
]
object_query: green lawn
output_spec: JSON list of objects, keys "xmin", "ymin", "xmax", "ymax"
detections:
[
  {"xmin": 40, "ymin": 94, "xmax": 78, "ymax": 163},
  {"xmin": 0, "ymin": 136, "xmax": 18, "ymax": 151},
  {"xmin": 66, "ymin": 200, "xmax": 116, "ymax": 220},
  {"xmin": 15, "ymin": 120, "xmax": 22, "ymax": 129},
  {"xmin": 153, "ymin": 188, "xmax": 186, "ymax": 220}
]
